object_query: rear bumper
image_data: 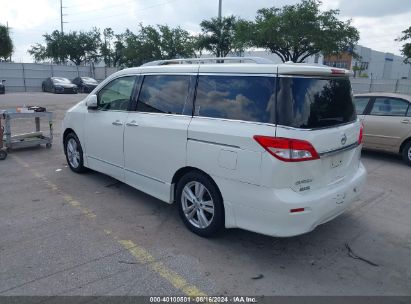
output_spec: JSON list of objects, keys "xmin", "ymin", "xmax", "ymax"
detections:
[{"xmin": 218, "ymin": 162, "xmax": 367, "ymax": 237}]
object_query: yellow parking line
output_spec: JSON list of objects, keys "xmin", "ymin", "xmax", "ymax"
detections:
[
  {"xmin": 11, "ymin": 154, "xmax": 207, "ymax": 296},
  {"xmin": 119, "ymin": 240, "xmax": 207, "ymax": 297}
]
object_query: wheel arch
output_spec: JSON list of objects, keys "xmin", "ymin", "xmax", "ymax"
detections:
[
  {"xmin": 171, "ymin": 166, "xmax": 224, "ymax": 206},
  {"xmin": 63, "ymin": 128, "xmax": 77, "ymax": 154},
  {"xmin": 399, "ymin": 137, "xmax": 411, "ymax": 154}
]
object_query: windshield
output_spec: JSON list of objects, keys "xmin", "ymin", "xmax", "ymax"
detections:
[
  {"xmin": 276, "ymin": 77, "xmax": 356, "ymax": 129},
  {"xmin": 82, "ymin": 77, "xmax": 98, "ymax": 84},
  {"xmin": 52, "ymin": 77, "xmax": 71, "ymax": 84}
]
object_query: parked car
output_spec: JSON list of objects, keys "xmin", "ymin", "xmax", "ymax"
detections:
[
  {"xmin": 72, "ymin": 77, "xmax": 99, "ymax": 93},
  {"xmin": 42, "ymin": 77, "xmax": 78, "ymax": 94},
  {"xmin": 354, "ymin": 93, "xmax": 411, "ymax": 165},
  {"xmin": 0, "ymin": 80, "xmax": 5, "ymax": 94},
  {"xmin": 62, "ymin": 58, "xmax": 366, "ymax": 237}
]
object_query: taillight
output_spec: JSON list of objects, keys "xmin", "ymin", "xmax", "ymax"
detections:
[
  {"xmin": 253, "ymin": 136, "xmax": 320, "ymax": 162},
  {"xmin": 358, "ymin": 123, "xmax": 364, "ymax": 144}
]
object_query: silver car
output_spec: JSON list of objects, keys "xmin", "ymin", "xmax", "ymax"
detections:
[{"xmin": 354, "ymin": 92, "xmax": 411, "ymax": 165}]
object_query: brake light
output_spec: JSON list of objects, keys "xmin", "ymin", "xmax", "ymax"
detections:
[
  {"xmin": 358, "ymin": 123, "xmax": 364, "ymax": 144},
  {"xmin": 253, "ymin": 136, "xmax": 320, "ymax": 162},
  {"xmin": 290, "ymin": 208, "xmax": 305, "ymax": 213},
  {"xmin": 331, "ymin": 68, "xmax": 345, "ymax": 75}
]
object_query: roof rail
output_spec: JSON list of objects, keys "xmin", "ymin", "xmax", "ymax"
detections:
[{"xmin": 142, "ymin": 57, "xmax": 274, "ymax": 66}]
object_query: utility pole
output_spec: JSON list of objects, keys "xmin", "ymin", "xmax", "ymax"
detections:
[
  {"xmin": 218, "ymin": 0, "xmax": 222, "ymax": 21},
  {"xmin": 218, "ymin": 0, "xmax": 222, "ymax": 58},
  {"xmin": 6, "ymin": 22, "xmax": 12, "ymax": 61},
  {"xmin": 60, "ymin": 0, "xmax": 64, "ymax": 33}
]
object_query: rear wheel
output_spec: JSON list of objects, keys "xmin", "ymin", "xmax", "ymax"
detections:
[
  {"xmin": 64, "ymin": 133, "xmax": 86, "ymax": 173},
  {"xmin": 176, "ymin": 171, "xmax": 224, "ymax": 237},
  {"xmin": 402, "ymin": 141, "xmax": 411, "ymax": 166}
]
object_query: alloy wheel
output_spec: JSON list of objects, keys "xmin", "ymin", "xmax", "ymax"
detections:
[
  {"xmin": 66, "ymin": 138, "xmax": 80, "ymax": 168},
  {"xmin": 181, "ymin": 181, "xmax": 215, "ymax": 229}
]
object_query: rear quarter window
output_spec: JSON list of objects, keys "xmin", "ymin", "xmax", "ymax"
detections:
[
  {"xmin": 194, "ymin": 75, "xmax": 276, "ymax": 123},
  {"xmin": 277, "ymin": 77, "xmax": 356, "ymax": 129}
]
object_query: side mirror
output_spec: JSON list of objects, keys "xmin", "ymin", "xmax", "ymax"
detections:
[
  {"xmin": 1, "ymin": 80, "xmax": 5, "ymax": 85},
  {"xmin": 86, "ymin": 94, "xmax": 98, "ymax": 109}
]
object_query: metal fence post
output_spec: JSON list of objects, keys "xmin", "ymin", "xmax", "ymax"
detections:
[
  {"xmin": 21, "ymin": 63, "xmax": 27, "ymax": 92},
  {"xmin": 394, "ymin": 79, "xmax": 399, "ymax": 93},
  {"xmin": 369, "ymin": 77, "xmax": 373, "ymax": 93}
]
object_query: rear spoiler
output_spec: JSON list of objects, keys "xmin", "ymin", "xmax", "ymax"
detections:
[{"xmin": 278, "ymin": 63, "xmax": 353, "ymax": 77}]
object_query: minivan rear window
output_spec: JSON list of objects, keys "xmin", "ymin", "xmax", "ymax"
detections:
[{"xmin": 277, "ymin": 77, "xmax": 356, "ymax": 129}]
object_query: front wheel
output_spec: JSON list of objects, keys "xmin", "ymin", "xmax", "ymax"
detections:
[
  {"xmin": 0, "ymin": 150, "xmax": 7, "ymax": 160},
  {"xmin": 64, "ymin": 133, "xmax": 86, "ymax": 173},
  {"xmin": 402, "ymin": 141, "xmax": 411, "ymax": 166},
  {"xmin": 176, "ymin": 171, "xmax": 224, "ymax": 237}
]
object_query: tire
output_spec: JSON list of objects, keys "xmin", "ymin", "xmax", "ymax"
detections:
[
  {"xmin": 64, "ymin": 132, "xmax": 87, "ymax": 173},
  {"xmin": 0, "ymin": 150, "xmax": 7, "ymax": 160},
  {"xmin": 176, "ymin": 171, "xmax": 224, "ymax": 237},
  {"xmin": 402, "ymin": 141, "xmax": 411, "ymax": 166}
]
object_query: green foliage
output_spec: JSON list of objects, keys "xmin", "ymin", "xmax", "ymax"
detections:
[
  {"xmin": 101, "ymin": 28, "xmax": 115, "ymax": 67},
  {"xmin": 197, "ymin": 16, "xmax": 245, "ymax": 57},
  {"xmin": 238, "ymin": 0, "xmax": 359, "ymax": 62},
  {"xmin": 28, "ymin": 28, "xmax": 101, "ymax": 65},
  {"xmin": 29, "ymin": 25, "xmax": 195, "ymax": 67},
  {"xmin": 118, "ymin": 24, "xmax": 196, "ymax": 67},
  {"xmin": 0, "ymin": 24, "xmax": 13, "ymax": 61},
  {"xmin": 396, "ymin": 26, "xmax": 411, "ymax": 63}
]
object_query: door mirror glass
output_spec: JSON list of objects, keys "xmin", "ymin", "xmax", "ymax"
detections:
[{"xmin": 86, "ymin": 94, "xmax": 98, "ymax": 109}]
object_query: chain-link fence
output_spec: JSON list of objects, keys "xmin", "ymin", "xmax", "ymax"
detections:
[
  {"xmin": 2, "ymin": 62, "xmax": 411, "ymax": 95},
  {"xmin": 0, "ymin": 62, "xmax": 119, "ymax": 92},
  {"xmin": 350, "ymin": 78, "xmax": 411, "ymax": 95}
]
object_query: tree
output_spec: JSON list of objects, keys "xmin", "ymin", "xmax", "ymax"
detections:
[
  {"xmin": 157, "ymin": 25, "xmax": 196, "ymax": 59},
  {"xmin": 119, "ymin": 24, "xmax": 197, "ymax": 67},
  {"xmin": 0, "ymin": 24, "xmax": 13, "ymax": 61},
  {"xmin": 28, "ymin": 29, "xmax": 101, "ymax": 65},
  {"xmin": 101, "ymin": 28, "xmax": 115, "ymax": 67},
  {"xmin": 239, "ymin": 0, "xmax": 359, "ymax": 63},
  {"xmin": 396, "ymin": 26, "xmax": 411, "ymax": 63},
  {"xmin": 197, "ymin": 15, "xmax": 245, "ymax": 57}
]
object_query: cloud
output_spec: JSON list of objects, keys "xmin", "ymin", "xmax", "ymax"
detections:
[
  {"xmin": 0, "ymin": 0, "xmax": 57, "ymax": 30},
  {"xmin": 338, "ymin": 0, "xmax": 411, "ymax": 17}
]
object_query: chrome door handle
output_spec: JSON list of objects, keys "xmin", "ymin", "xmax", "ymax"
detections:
[
  {"xmin": 401, "ymin": 119, "xmax": 411, "ymax": 124},
  {"xmin": 112, "ymin": 120, "xmax": 123, "ymax": 126},
  {"xmin": 126, "ymin": 120, "xmax": 139, "ymax": 127}
]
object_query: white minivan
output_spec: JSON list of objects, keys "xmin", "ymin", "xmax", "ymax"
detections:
[{"xmin": 62, "ymin": 58, "xmax": 366, "ymax": 237}]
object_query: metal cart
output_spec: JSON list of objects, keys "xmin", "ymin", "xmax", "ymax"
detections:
[{"xmin": 0, "ymin": 109, "xmax": 53, "ymax": 160}]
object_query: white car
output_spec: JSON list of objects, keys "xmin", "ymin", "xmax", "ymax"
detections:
[{"xmin": 62, "ymin": 57, "xmax": 366, "ymax": 237}]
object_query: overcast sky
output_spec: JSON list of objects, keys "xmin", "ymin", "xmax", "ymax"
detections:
[{"xmin": 1, "ymin": 0, "xmax": 411, "ymax": 62}]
